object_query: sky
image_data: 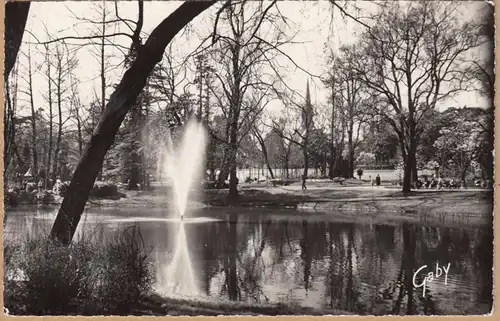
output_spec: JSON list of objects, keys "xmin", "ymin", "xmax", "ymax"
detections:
[{"xmin": 13, "ymin": 1, "xmax": 491, "ymax": 124}]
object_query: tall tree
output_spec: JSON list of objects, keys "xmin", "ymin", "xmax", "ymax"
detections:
[
  {"xmin": 352, "ymin": 2, "xmax": 481, "ymax": 194},
  {"xmin": 4, "ymin": 2, "xmax": 31, "ymax": 80},
  {"xmin": 251, "ymin": 119, "xmax": 274, "ymax": 179},
  {"xmin": 50, "ymin": 2, "xmax": 216, "ymax": 244},
  {"xmin": 207, "ymin": 0, "xmax": 290, "ymax": 199},
  {"xmin": 24, "ymin": 45, "xmax": 39, "ymax": 179},
  {"xmin": 50, "ymin": 43, "xmax": 78, "ymax": 185},
  {"xmin": 326, "ymin": 45, "xmax": 369, "ymax": 177},
  {"xmin": 43, "ymin": 42, "xmax": 54, "ymax": 188}
]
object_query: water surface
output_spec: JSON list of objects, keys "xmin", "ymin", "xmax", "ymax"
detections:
[{"xmin": 4, "ymin": 206, "xmax": 493, "ymax": 315}]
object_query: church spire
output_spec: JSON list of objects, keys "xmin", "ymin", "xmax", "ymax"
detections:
[{"xmin": 302, "ymin": 79, "xmax": 314, "ymax": 131}]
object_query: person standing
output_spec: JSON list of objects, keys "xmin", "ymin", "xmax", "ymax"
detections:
[
  {"xmin": 301, "ymin": 175, "xmax": 307, "ymax": 190},
  {"xmin": 375, "ymin": 174, "xmax": 381, "ymax": 187},
  {"xmin": 437, "ymin": 175, "xmax": 444, "ymax": 191}
]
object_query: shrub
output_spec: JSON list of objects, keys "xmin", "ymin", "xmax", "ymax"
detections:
[
  {"xmin": 4, "ymin": 226, "xmax": 153, "ymax": 315},
  {"xmin": 38, "ymin": 191, "xmax": 56, "ymax": 204},
  {"xmin": 58, "ymin": 182, "xmax": 69, "ymax": 196},
  {"xmin": 5, "ymin": 189, "xmax": 37, "ymax": 206},
  {"xmin": 90, "ymin": 182, "xmax": 120, "ymax": 199}
]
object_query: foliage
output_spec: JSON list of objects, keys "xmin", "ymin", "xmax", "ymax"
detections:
[
  {"xmin": 4, "ymin": 226, "xmax": 153, "ymax": 315},
  {"xmin": 89, "ymin": 182, "xmax": 121, "ymax": 199},
  {"xmin": 433, "ymin": 108, "xmax": 490, "ymax": 179},
  {"xmin": 356, "ymin": 152, "xmax": 376, "ymax": 167}
]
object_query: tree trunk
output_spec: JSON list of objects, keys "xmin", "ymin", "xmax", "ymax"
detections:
[
  {"xmin": 76, "ymin": 115, "xmax": 83, "ymax": 157},
  {"xmin": 4, "ymin": 79, "xmax": 15, "ymax": 178},
  {"xmin": 347, "ymin": 127, "xmax": 354, "ymax": 178},
  {"xmin": 402, "ymin": 134, "xmax": 416, "ymax": 195},
  {"xmin": 302, "ymin": 138, "xmax": 309, "ymax": 185},
  {"xmin": 461, "ymin": 166, "xmax": 468, "ymax": 187},
  {"xmin": 46, "ymin": 50, "xmax": 53, "ymax": 189},
  {"xmin": 228, "ymin": 110, "xmax": 240, "ymax": 200},
  {"xmin": 329, "ymin": 83, "xmax": 336, "ymax": 180},
  {"xmin": 254, "ymin": 129, "xmax": 274, "ymax": 179},
  {"xmin": 217, "ymin": 150, "xmax": 230, "ymax": 186},
  {"xmin": 128, "ymin": 151, "xmax": 140, "ymax": 190},
  {"xmin": 51, "ymin": 59, "xmax": 64, "ymax": 185},
  {"xmin": 97, "ymin": 7, "xmax": 107, "ymax": 182},
  {"xmin": 4, "ymin": 2, "xmax": 30, "ymax": 81},
  {"xmin": 49, "ymin": 2, "xmax": 215, "ymax": 245},
  {"xmin": 28, "ymin": 51, "xmax": 38, "ymax": 179}
]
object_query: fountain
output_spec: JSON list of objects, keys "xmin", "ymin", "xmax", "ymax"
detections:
[
  {"xmin": 163, "ymin": 120, "xmax": 207, "ymax": 220},
  {"xmin": 156, "ymin": 119, "xmax": 207, "ymax": 296}
]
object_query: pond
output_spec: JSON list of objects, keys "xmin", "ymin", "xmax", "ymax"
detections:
[{"xmin": 4, "ymin": 206, "xmax": 493, "ymax": 315}]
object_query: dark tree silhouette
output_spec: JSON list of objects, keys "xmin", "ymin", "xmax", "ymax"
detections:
[
  {"xmin": 4, "ymin": 2, "xmax": 30, "ymax": 80},
  {"xmin": 49, "ymin": 2, "xmax": 216, "ymax": 244},
  {"xmin": 4, "ymin": 1, "xmax": 31, "ymax": 191}
]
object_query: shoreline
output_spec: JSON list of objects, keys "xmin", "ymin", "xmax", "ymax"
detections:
[{"xmin": 7, "ymin": 183, "xmax": 493, "ymax": 228}]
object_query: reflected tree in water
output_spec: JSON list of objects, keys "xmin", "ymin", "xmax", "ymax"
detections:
[
  {"xmin": 324, "ymin": 223, "xmax": 363, "ymax": 312},
  {"xmin": 237, "ymin": 219, "xmax": 272, "ymax": 303},
  {"xmin": 475, "ymin": 225, "xmax": 493, "ymax": 310},
  {"xmin": 299, "ymin": 221, "xmax": 312, "ymax": 293},
  {"xmin": 222, "ymin": 214, "xmax": 240, "ymax": 301}
]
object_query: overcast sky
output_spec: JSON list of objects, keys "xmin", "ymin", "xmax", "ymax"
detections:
[{"xmin": 14, "ymin": 1, "xmax": 490, "ymax": 122}]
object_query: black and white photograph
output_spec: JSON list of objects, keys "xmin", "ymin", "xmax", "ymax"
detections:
[{"xmin": 3, "ymin": 0, "xmax": 495, "ymax": 316}]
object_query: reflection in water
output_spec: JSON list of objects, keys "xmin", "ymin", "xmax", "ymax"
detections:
[
  {"xmin": 4, "ymin": 208, "xmax": 493, "ymax": 315},
  {"xmin": 157, "ymin": 222, "xmax": 198, "ymax": 296}
]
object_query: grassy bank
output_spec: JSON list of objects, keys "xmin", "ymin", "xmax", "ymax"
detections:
[
  {"xmin": 134, "ymin": 294, "xmax": 350, "ymax": 316},
  {"xmin": 15, "ymin": 180, "xmax": 492, "ymax": 219}
]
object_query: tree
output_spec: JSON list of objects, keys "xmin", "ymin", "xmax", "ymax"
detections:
[
  {"xmin": 42, "ymin": 42, "xmax": 55, "ymax": 189},
  {"xmin": 251, "ymin": 119, "xmax": 275, "ymax": 179},
  {"xmin": 325, "ymin": 44, "xmax": 369, "ymax": 177},
  {"xmin": 433, "ymin": 107, "xmax": 490, "ymax": 184},
  {"xmin": 50, "ymin": 43, "xmax": 78, "ymax": 185},
  {"xmin": 352, "ymin": 2, "xmax": 481, "ymax": 194},
  {"xmin": 4, "ymin": 2, "xmax": 31, "ymax": 80},
  {"xmin": 49, "ymin": 2, "xmax": 216, "ymax": 244},
  {"xmin": 24, "ymin": 45, "xmax": 39, "ymax": 179},
  {"xmin": 266, "ymin": 118, "xmax": 297, "ymax": 178},
  {"xmin": 308, "ymin": 128, "xmax": 330, "ymax": 177},
  {"xmin": 4, "ymin": 61, "xmax": 21, "ymax": 179},
  {"xmin": 206, "ymin": 0, "xmax": 291, "ymax": 199},
  {"xmin": 469, "ymin": 2, "xmax": 494, "ymax": 101},
  {"xmin": 273, "ymin": 81, "xmax": 315, "ymax": 184}
]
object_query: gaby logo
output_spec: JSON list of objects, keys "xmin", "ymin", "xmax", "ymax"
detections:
[{"xmin": 412, "ymin": 262, "xmax": 451, "ymax": 298}]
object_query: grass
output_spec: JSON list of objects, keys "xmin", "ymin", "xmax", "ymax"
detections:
[{"xmin": 133, "ymin": 294, "xmax": 351, "ymax": 316}]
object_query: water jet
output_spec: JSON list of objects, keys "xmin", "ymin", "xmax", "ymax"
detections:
[{"xmin": 155, "ymin": 119, "xmax": 207, "ymax": 296}]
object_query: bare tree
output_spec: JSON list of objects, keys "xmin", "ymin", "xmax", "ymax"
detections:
[
  {"xmin": 325, "ymin": 44, "xmax": 369, "ymax": 177},
  {"xmin": 24, "ymin": 45, "xmax": 39, "ymax": 178},
  {"xmin": 50, "ymin": 42, "xmax": 78, "ymax": 185},
  {"xmin": 351, "ymin": 1, "xmax": 481, "ymax": 194},
  {"xmin": 251, "ymin": 118, "xmax": 275, "ymax": 179},
  {"xmin": 272, "ymin": 80, "xmax": 314, "ymax": 186},
  {"xmin": 42, "ymin": 42, "xmax": 55, "ymax": 188},
  {"xmin": 4, "ymin": 61, "xmax": 21, "ymax": 177},
  {"xmin": 206, "ymin": 0, "xmax": 294, "ymax": 199}
]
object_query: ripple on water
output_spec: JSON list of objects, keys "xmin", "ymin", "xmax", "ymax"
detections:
[{"xmin": 105, "ymin": 217, "xmax": 222, "ymax": 224}]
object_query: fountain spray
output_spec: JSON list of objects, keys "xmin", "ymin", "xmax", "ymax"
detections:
[{"xmin": 157, "ymin": 119, "xmax": 207, "ymax": 296}]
